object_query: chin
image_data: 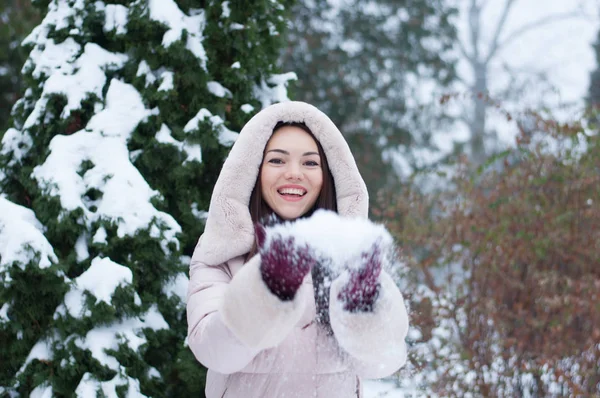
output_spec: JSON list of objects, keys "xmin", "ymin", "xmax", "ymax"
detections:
[{"xmin": 276, "ymin": 208, "xmax": 308, "ymax": 221}]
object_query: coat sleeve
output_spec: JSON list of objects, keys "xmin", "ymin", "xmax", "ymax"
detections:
[
  {"xmin": 186, "ymin": 255, "xmax": 262, "ymax": 374},
  {"xmin": 328, "ymin": 270, "xmax": 409, "ymax": 379},
  {"xmin": 187, "ymin": 244, "xmax": 312, "ymax": 373},
  {"xmin": 218, "ymin": 253, "xmax": 311, "ymax": 350}
]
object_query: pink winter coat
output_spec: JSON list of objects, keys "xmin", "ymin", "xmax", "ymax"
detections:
[{"xmin": 187, "ymin": 102, "xmax": 409, "ymax": 398}]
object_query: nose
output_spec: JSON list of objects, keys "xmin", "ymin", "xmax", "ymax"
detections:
[{"xmin": 284, "ymin": 164, "xmax": 303, "ymax": 181}]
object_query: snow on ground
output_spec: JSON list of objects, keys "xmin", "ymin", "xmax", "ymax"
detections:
[{"xmin": 363, "ymin": 379, "xmax": 419, "ymax": 398}]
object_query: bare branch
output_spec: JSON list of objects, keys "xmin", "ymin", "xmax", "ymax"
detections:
[
  {"xmin": 485, "ymin": 0, "xmax": 517, "ymax": 64},
  {"xmin": 468, "ymin": 0, "xmax": 481, "ymax": 60},
  {"xmin": 457, "ymin": 39, "xmax": 476, "ymax": 65},
  {"xmin": 490, "ymin": 10, "xmax": 584, "ymax": 61}
]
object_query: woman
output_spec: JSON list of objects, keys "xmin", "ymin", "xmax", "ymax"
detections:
[{"xmin": 187, "ymin": 101, "xmax": 409, "ymax": 397}]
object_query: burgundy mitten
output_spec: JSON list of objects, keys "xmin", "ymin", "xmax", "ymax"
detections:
[
  {"xmin": 338, "ymin": 240, "xmax": 383, "ymax": 312},
  {"xmin": 255, "ymin": 223, "xmax": 316, "ymax": 301}
]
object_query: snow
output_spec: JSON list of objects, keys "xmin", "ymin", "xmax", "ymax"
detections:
[
  {"xmin": 241, "ymin": 103, "xmax": 254, "ymax": 113},
  {"xmin": 221, "ymin": 1, "xmax": 231, "ymax": 19},
  {"xmin": 0, "ymin": 303, "xmax": 8, "ymax": 321},
  {"xmin": 207, "ymin": 81, "xmax": 232, "ymax": 98},
  {"xmin": 148, "ymin": 0, "xmax": 207, "ymax": 70},
  {"xmin": 101, "ymin": 3, "xmax": 128, "ymax": 35},
  {"xmin": 136, "ymin": 60, "xmax": 156, "ymax": 87},
  {"xmin": 92, "ymin": 226, "xmax": 107, "ymax": 243},
  {"xmin": 75, "ymin": 373, "xmax": 147, "ymax": 398},
  {"xmin": 21, "ymin": 339, "xmax": 52, "ymax": 371},
  {"xmin": 158, "ymin": 71, "xmax": 174, "ymax": 92},
  {"xmin": 190, "ymin": 202, "xmax": 208, "ymax": 220},
  {"xmin": 31, "ymin": 43, "xmax": 127, "ymax": 125},
  {"xmin": 29, "ymin": 384, "xmax": 52, "ymax": 398},
  {"xmin": 1, "ymin": 128, "xmax": 33, "ymax": 165},
  {"xmin": 75, "ymin": 233, "xmax": 89, "ymax": 262},
  {"xmin": 253, "ymin": 72, "xmax": 297, "ymax": 108},
  {"xmin": 363, "ymin": 379, "xmax": 415, "ymax": 397},
  {"xmin": 443, "ymin": 0, "xmax": 600, "ymax": 153},
  {"xmin": 31, "ymin": 79, "xmax": 181, "ymax": 249},
  {"xmin": 156, "ymin": 124, "xmax": 202, "ymax": 164},
  {"xmin": 73, "ymin": 305, "xmax": 168, "ymax": 371},
  {"xmin": 25, "ymin": 37, "xmax": 80, "ymax": 80},
  {"xmin": 184, "ymin": 108, "xmax": 239, "ymax": 146},
  {"xmin": 57, "ymin": 257, "xmax": 133, "ymax": 319},
  {"xmin": 263, "ymin": 210, "xmax": 395, "ymax": 274},
  {"xmin": 162, "ymin": 272, "xmax": 189, "ymax": 303},
  {"xmin": 0, "ymin": 197, "xmax": 58, "ymax": 270}
]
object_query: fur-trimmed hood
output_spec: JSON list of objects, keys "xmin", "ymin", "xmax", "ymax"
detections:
[{"xmin": 195, "ymin": 101, "xmax": 368, "ymax": 266}]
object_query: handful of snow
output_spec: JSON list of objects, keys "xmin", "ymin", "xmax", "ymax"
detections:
[{"xmin": 262, "ymin": 210, "xmax": 395, "ymax": 274}]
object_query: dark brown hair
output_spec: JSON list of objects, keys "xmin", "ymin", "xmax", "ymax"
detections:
[{"xmin": 246, "ymin": 121, "xmax": 337, "ymax": 259}]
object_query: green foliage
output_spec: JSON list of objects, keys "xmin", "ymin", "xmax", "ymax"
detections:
[
  {"xmin": 0, "ymin": 0, "xmax": 293, "ymax": 395},
  {"xmin": 0, "ymin": 1, "xmax": 41, "ymax": 134}
]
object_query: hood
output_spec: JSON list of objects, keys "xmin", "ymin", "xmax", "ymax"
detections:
[{"xmin": 195, "ymin": 101, "xmax": 368, "ymax": 266}]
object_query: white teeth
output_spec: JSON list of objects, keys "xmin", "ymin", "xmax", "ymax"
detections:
[{"xmin": 278, "ymin": 188, "xmax": 306, "ymax": 196}]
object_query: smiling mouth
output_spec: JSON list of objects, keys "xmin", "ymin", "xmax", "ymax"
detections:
[{"xmin": 277, "ymin": 188, "xmax": 307, "ymax": 198}]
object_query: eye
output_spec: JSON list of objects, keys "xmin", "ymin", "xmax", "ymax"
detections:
[
  {"xmin": 267, "ymin": 158, "xmax": 284, "ymax": 165},
  {"xmin": 304, "ymin": 160, "xmax": 320, "ymax": 167}
]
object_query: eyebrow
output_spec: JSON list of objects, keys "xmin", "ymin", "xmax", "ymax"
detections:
[{"xmin": 266, "ymin": 149, "xmax": 320, "ymax": 156}]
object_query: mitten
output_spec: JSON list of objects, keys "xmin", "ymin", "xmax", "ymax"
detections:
[
  {"xmin": 337, "ymin": 240, "xmax": 383, "ymax": 312},
  {"xmin": 255, "ymin": 223, "xmax": 316, "ymax": 301}
]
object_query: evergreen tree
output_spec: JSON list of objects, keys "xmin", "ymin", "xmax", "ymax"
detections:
[
  {"xmin": 282, "ymin": 0, "xmax": 457, "ymax": 198},
  {"xmin": 0, "ymin": 0, "xmax": 40, "ymax": 133},
  {"xmin": 0, "ymin": 0, "xmax": 294, "ymax": 396}
]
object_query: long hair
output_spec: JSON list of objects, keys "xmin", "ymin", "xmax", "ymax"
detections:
[{"xmin": 246, "ymin": 121, "xmax": 337, "ymax": 259}]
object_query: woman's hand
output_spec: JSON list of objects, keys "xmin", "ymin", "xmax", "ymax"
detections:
[
  {"xmin": 337, "ymin": 240, "xmax": 383, "ymax": 312},
  {"xmin": 255, "ymin": 223, "xmax": 316, "ymax": 301}
]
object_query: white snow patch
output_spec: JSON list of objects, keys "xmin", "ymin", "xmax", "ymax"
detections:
[
  {"xmin": 25, "ymin": 37, "xmax": 81, "ymax": 79},
  {"xmin": 93, "ymin": 226, "xmax": 107, "ymax": 244},
  {"xmin": 102, "ymin": 4, "xmax": 129, "ymax": 35},
  {"xmin": 75, "ymin": 234, "xmax": 90, "ymax": 262},
  {"xmin": 207, "ymin": 81, "xmax": 232, "ymax": 98},
  {"xmin": 184, "ymin": 108, "xmax": 239, "ymax": 146},
  {"xmin": 156, "ymin": 124, "xmax": 202, "ymax": 164},
  {"xmin": 74, "ymin": 305, "xmax": 168, "ymax": 370},
  {"xmin": 136, "ymin": 60, "xmax": 156, "ymax": 87},
  {"xmin": 76, "ymin": 373, "xmax": 147, "ymax": 398},
  {"xmin": 190, "ymin": 202, "xmax": 208, "ymax": 220},
  {"xmin": 158, "ymin": 71, "xmax": 174, "ymax": 92},
  {"xmin": 1, "ymin": 128, "xmax": 33, "ymax": 165},
  {"xmin": 0, "ymin": 303, "xmax": 9, "ymax": 321},
  {"xmin": 21, "ymin": 339, "xmax": 52, "ymax": 372},
  {"xmin": 32, "ymin": 79, "xmax": 180, "ymax": 250},
  {"xmin": 148, "ymin": 367, "xmax": 161, "ymax": 378},
  {"xmin": 221, "ymin": 1, "xmax": 231, "ymax": 18},
  {"xmin": 23, "ymin": 0, "xmax": 84, "ymax": 43},
  {"xmin": 148, "ymin": 0, "xmax": 207, "ymax": 69},
  {"xmin": 30, "ymin": 384, "xmax": 53, "ymax": 398},
  {"xmin": 57, "ymin": 257, "xmax": 133, "ymax": 319},
  {"xmin": 25, "ymin": 43, "xmax": 128, "ymax": 128},
  {"xmin": 0, "ymin": 197, "xmax": 57, "ymax": 269},
  {"xmin": 264, "ymin": 210, "xmax": 395, "ymax": 274},
  {"xmin": 240, "ymin": 104, "xmax": 254, "ymax": 114},
  {"xmin": 162, "ymin": 272, "xmax": 189, "ymax": 303},
  {"xmin": 253, "ymin": 72, "xmax": 297, "ymax": 109}
]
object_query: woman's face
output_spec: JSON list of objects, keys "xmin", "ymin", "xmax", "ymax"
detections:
[{"xmin": 260, "ymin": 126, "xmax": 324, "ymax": 220}]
